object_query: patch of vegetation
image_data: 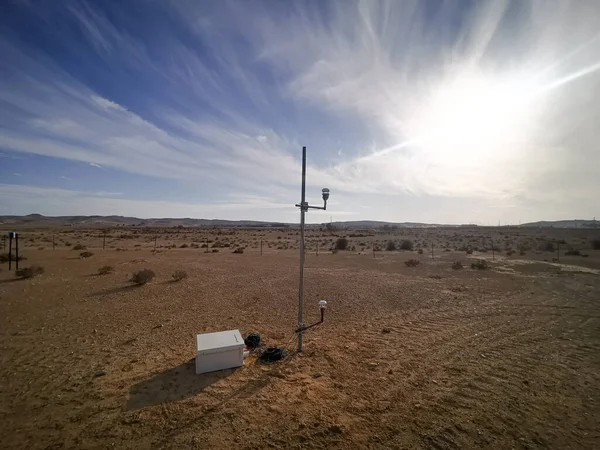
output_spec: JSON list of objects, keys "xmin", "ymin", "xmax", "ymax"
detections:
[
  {"xmin": 130, "ymin": 269, "xmax": 155, "ymax": 285},
  {"xmin": 16, "ymin": 265, "xmax": 44, "ymax": 279},
  {"xmin": 541, "ymin": 242, "xmax": 555, "ymax": 252},
  {"xmin": 592, "ymin": 239, "xmax": 600, "ymax": 250},
  {"xmin": 232, "ymin": 247, "xmax": 244, "ymax": 254},
  {"xmin": 452, "ymin": 261, "xmax": 463, "ymax": 270},
  {"xmin": 97, "ymin": 265, "xmax": 114, "ymax": 275},
  {"xmin": 399, "ymin": 240, "xmax": 414, "ymax": 251},
  {"xmin": 73, "ymin": 244, "xmax": 86, "ymax": 250},
  {"xmin": 417, "ymin": 248, "xmax": 423, "ymax": 254},
  {"xmin": 385, "ymin": 241, "xmax": 397, "ymax": 251},
  {"xmin": 0, "ymin": 253, "xmax": 26, "ymax": 263},
  {"xmin": 470, "ymin": 259, "xmax": 489, "ymax": 270},
  {"xmin": 564, "ymin": 249, "xmax": 581, "ymax": 256},
  {"xmin": 80, "ymin": 251, "xmax": 94, "ymax": 258},
  {"xmin": 465, "ymin": 249, "xmax": 473, "ymax": 255},
  {"xmin": 404, "ymin": 258, "xmax": 420, "ymax": 267},
  {"xmin": 180, "ymin": 243, "xmax": 189, "ymax": 248},
  {"xmin": 335, "ymin": 238, "xmax": 349, "ymax": 251},
  {"xmin": 172, "ymin": 270, "xmax": 188, "ymax": 281},
  {"xmin": 212, "ymin": 249, "xmax": 219, "ymax": 253}
]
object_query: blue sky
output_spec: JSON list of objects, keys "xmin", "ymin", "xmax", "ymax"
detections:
[{"xmin": 1, "ymin": 0, "xmax": 599, "ymax": 224}]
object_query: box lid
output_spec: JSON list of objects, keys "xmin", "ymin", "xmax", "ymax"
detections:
[{"xmin": 196, "ymin": 329, "xmax": 244, "ymax": 354}]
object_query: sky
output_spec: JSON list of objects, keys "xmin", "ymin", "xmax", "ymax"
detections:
[{"xmin": 1, "ymin": 0, "xmax": 599, "ymax": 224}]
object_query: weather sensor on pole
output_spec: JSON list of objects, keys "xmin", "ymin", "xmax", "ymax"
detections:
[{"xmin": 295, "ymin": 146, "xmax": 330, "ymax": 352}]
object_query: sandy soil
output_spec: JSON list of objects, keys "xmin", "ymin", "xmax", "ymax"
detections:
[{"xmin": 1, "ymin": 227, "xmax": 599, "ymax": 449}]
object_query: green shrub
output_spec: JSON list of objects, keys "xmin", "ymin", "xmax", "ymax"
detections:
[
  {"xmin": 98, "ymin": 265, "xmax": 114, "ymax": 275},
  {"xmin": 130, "ymin": 269, "xmax": 155, "ymax": 285},
  {"xmin": 335, "ymin": 238, "xmax": 349, "ymax": 251},
  {"xmin": 16, "ymin": 265, "xmax": 44, "ymax": 279},
  {"xmin": 385, "ymin": 241, "xmax": 397, "ymax": 251},
  {"xmin": 172, "ymin": 270, "xmax": 188, "ymax": 281},
  {"xmin": 399, "ymin": 240, "xmax": 414, "ymax": 251},
  {"xmin": 471, "ymin": 259, "xmax": 489, "ymax": 270},
  {"xmin": 80, "ymin": 251, "xmax": 94, "ymax": 258}
]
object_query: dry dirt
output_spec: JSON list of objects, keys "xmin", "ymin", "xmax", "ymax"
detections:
[{"xmin": 1, "ymin": 227, "xmax": 599, "ymax": 449}]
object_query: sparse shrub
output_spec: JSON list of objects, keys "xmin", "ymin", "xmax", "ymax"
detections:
[
  {"xmin": 38, "ymin": 247, "xmax": 45, "ymax": 251},
  {"xmin": 16, "ymin": 265, "xmax": 44, "ymax": 279},
  {"xmin": 80, "ymin": 251, "xmax": 94, "ymax": 258},
  {"xmin": 400, "ymin": 240, "xmax": 414, "ymax": 251},
  {"xmin": 98, "ymin": 265, "xmax": 114, "ymax": 275},
  {"xmin": 564, "ymin": 249, "xmax": 581, "ymax": 256},
  {"xmin": 335, "ymin": 238, "xmax": 349, "ymax": 251},
  {"xmin": 73, "ymin": 244, "xmax": 86, "ymax": 250},
  {"xmin": 452, "ymin": 261, "xmax": 463, "ymax": 270},
  {"xmin": 180, "ymin": 243, "xmax": 189, "ymax": 248},
  {"xmin": 541, "ymin": 242, "xmax": 555, "ymax": 252},
  {"xmin": 130, "ymin": 269, "xmax": 155, "ymax": 285},
  {"xmin": 212, "ymin": 249, "xmax": 219, "ymax": 253},
  {"xmin": 232, "ymin": 247, "xmax": 244, "ymax": 254},
  {"xmin": 385, "ymin": 241, "xmax": 397, "ymax": 251},
  {"xmin": 466, "ymin": 249, "xmax": 473, "ymax": 255},
  {"xmin": 0, "ymin": 253, "xmax": 26, "ymax": 263},
  {"xmin": 471, "ymin": 259, "xmax": 489, "ymax": 270},
  {"xmin": 64, "ymin": 241, "xmax": 72, "ymax": 247},
  {"xmin": 592, "ymin": 240, "xmax": 600, "ymax": 250},
  {"xmin": 506, "ymin": 250, "xmax": 515, "ymax": 256},
  {"xmin": 172, "ymin": 270, "xmax": 188, "ymax": 281},
  {"xmin": 404, "ymin": 258, "xmax": 420, "ymax": 267},
  {"xmin": 417, "ymin": 248, "xmax": 423, "ymax": 254}
]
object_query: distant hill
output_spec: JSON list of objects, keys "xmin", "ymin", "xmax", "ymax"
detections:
[
  {"xmin": 520, "ymin": 219, "xmax": 600, "ymax": 228},
  {"xmin": 0, "ymin": 214, "xmax": 597, "ymax": 229}
]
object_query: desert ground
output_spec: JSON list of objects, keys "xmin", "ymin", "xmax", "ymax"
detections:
[{"xmin": 1, "ymin": 226, "xmax": 599, "ymax": 449}]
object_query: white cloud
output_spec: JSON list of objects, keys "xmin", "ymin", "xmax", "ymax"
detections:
[{"xmin": 89, "ymin": 162, "xmax": 103, "ymax": 168}]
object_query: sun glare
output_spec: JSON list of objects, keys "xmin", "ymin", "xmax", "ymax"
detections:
[{"xmin": 409, "ymin": 71, "xmax": 539, "ymax": 166}]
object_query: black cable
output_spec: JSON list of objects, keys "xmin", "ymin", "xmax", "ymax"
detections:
[{"xmin": 244, "ymin": 332, "xmax": 262, "ymax": 350}]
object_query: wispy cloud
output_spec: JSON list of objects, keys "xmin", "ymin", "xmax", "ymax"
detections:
[{"xmin": 0, "ymin": 1, "xmax": 598, "ymax": 222}]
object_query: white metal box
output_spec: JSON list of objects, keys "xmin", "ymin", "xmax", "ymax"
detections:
[{"xmin": 196, "ymin": 329, "xmax": 245, "ymax": 374}]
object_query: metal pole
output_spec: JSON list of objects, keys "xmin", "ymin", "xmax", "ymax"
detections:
[
  {"xmin": 15, "ymin": 235, "xmax": 19, "ymax": 271},
  {"xmin": 298, "ymin": 146, "xmax": 307, "ymax": 353},
  {"xmin": 260, "ymin": 239, "xmax": 263, "ymax": 256},
  {"xmin": 431, "ymin": 242, "xmax": 434, "ymax": 259},
  {"xmin": 491, "ymin": 240, "xmax": 495, "ymax": 261},
  {"xmin": 154, "ymin": 236, "xmax": 158, "ymax": 252},
  {"xmin": 8, "ymin": 236, "xmax": 12, "ymax": 270},
  {"xmin": 52, "ymin": 234, "xmax": 55, "ymax": 251},
  {"xmin": 316, "ymin": 239, "xmax": 319, "ymax": 256},
  {"xmin": 103, "ymin": 233, "xmax": 106, "ymax": 250},
  {"xmin": 557, "ymin": 241, "xmax": 560, "ymax": 262}
]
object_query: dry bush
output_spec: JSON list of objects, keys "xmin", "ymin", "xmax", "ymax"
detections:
[
  {"xmin": 172, "ymin": 270, "xmax": 188, "ymax": 281},
  {"xmin": 180, "ymin": 243, "xmax": 189, "ymax": 248},
  {"xmin": 335, "ymin": 238, "xmax": 349, "ymax": 251},
  {"xmin": 98, "ymin": 265, "xmax": 114, "ymax": 275},
  {"xmin": 232, "ymin": 247, "xmax": 244, "ymax": 254},
  {"xmin": 465, "ymin": 249, "xmax": 473, "ymax": 254},
  {"xmin": 0, "ymin": 253, "xmax": 26, "ymax": 263},
  {"xmin": 80, "ymin": 251, "xmax": 94, "ymax": 258},
  {"xmin": 130, "ymin": 269, "xmax": 155, "ymax": 285},
  {"xmin": 16, "ymin": 265, "xmax": 44, "ymax": 279},
  {"xmin": 452, "ymin": 261, "xmax": 463, "ymax": 270},
  {"xmin": 385, "ymin": 241, "xmax": 397, "ymax": 251},
  {"xmin": 564, "ymin": 249, "xmax": 581, "ymax": 256},
  {"xmin": 540, "ymin": 242, "xmax": 555, "ymax": 252},
  {"xmin": 399, "ymin": 240, "xmax": 414, "ymax": 251},
  {"xmin": 404, "ymin": 259, "xmax": 420, "ymax": 267},
  {"xmin": 73, "ymin": 244, "xmax": 86, "ymax": 250},
  {"xmin": 471, "ymin": 259, "xmax": 489, "ymax": 270},
  {"xmin": 417, "ymin": 248, "xmax": 423, "ymax": 254},
  {"xmin": 212, "ymin": 249, "xmax": 219, "ymax": 253},
  {"xmin": 592, "ymin": 239, "xmax": 600, "ymax": 250}
]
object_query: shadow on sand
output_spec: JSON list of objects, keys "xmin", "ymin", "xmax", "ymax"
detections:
[
  {"xmin": 90, "ymin": 285, "xmax": 140, "ymax": 297},
  {"xmin": 126, "ymin": 358, "xmax": 236, "ymax": 410}
]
